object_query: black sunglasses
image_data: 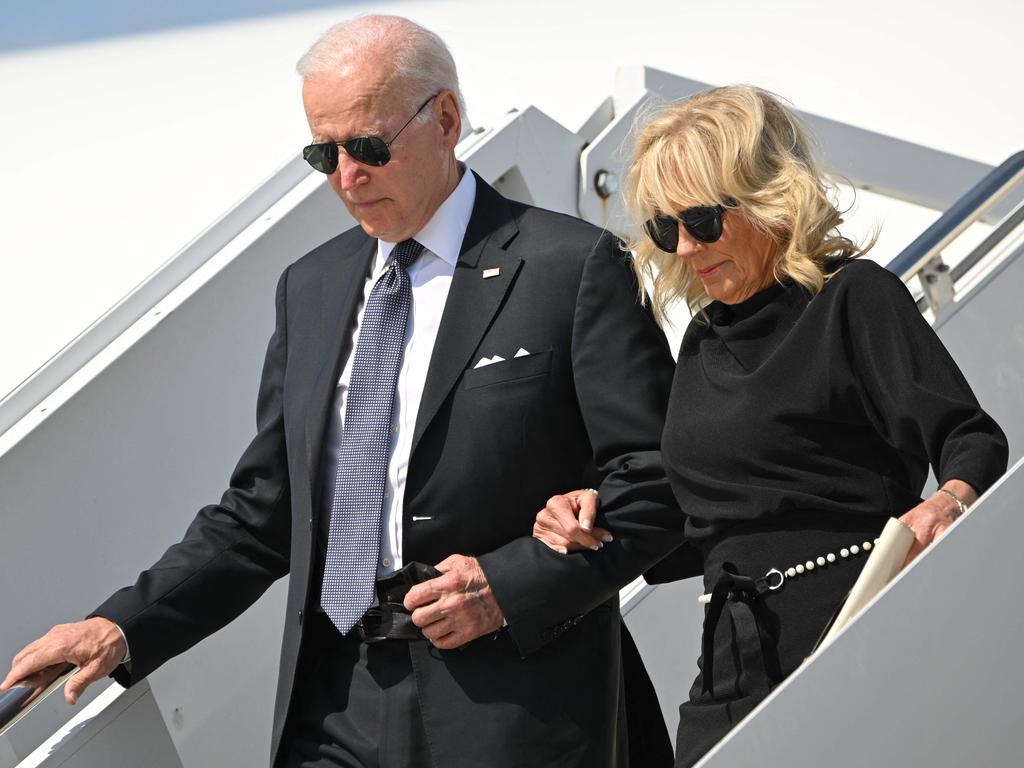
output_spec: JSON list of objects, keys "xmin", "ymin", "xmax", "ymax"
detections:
[
  {"xmin": 643, "ymin": 199, "xmax": 737, "ymax": 253},
  {"xmin": 302, "ymin": 93, "xmax": 439, "ymax": 173}
]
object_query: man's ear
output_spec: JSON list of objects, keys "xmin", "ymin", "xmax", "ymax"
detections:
[{"xmin": 437, "ymin": 90, "xmax": 462, "ymax": 149}]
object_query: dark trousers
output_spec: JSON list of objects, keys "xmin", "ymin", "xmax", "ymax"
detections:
[
  {"xmin": 281, "ymin": 613, "xmax": 670, "ymax": 768},
  {"xmin": 280, "ymin": 613, "xmax": 432, "ymax": 768}
]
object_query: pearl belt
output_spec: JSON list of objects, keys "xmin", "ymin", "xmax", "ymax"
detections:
[
  {"xmin": 697, "ymin": 536, "xmax": 881, "ymax": 604},
  {"xmin": 696, "ymin": 535, "xmax": 883, "ymax": 696}
]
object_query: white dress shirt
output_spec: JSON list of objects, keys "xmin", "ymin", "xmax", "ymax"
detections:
[{"xmin": 320, "ymin": 167, "xmax": 477, "ymax": 577}]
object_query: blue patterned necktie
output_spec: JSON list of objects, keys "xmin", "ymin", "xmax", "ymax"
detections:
[{"xmin": 321, "ymin": 238, "xmax": 424, "ymax": 634}]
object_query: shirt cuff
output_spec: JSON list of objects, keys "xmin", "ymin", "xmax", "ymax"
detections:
[{"xmin": 115, "ymin": 623, "xmax": 131, "ymax": 664}]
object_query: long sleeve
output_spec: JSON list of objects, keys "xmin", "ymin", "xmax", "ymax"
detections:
[
  {"xmin": 841, "ymin": 263, "xmax": 1009, "ymax": 495},
  {"xmin": 91, "ymin": 268, "xmax": 294, "ymax": 685}
]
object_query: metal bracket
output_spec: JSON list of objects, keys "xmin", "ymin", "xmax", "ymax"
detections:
[{"xmin": 919, "ymin": 255, "xmax": 956, "ymax": 314}]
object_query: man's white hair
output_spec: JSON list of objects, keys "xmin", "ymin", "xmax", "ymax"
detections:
[{"xmin": 296, "ymin": 15, "xmax": 467, "ymax": 121}]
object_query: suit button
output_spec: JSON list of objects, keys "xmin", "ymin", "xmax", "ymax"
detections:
[{"xmin": 298, "ymin": 609, "xmax": 303, "ymax": 625}]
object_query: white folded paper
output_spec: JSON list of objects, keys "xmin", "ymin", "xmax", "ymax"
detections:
[{"xmin": 814, "ymin": 517, "xmax": 915, "ymax": 653}]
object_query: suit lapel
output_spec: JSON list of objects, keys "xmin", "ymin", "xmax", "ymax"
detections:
[
  {"xmin": 410, "ymin": 178, "xmax": 522, "ymax": 458},
  {"xmin": 304, "ymin": 234, "xmax": 376, "ymax": 499}
]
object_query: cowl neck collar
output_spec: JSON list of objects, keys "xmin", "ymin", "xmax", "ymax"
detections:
[
  {"xmin": 705, "ymin": 281, "xmax": 791, "ymax": 327},
  {"xmin": 703, "ymin": 280, "xmax": 808, "ymax": 372}
]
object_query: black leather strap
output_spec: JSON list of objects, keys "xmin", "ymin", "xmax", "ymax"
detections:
[
  {"xmin": 356, "ymin": 561, "xmax": 443, "ymax": 643},
  {"xmin": 356, "ymin": 604, "xmax": 423, "ymax": 642}
]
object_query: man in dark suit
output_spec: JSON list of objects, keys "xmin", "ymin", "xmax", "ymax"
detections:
[{"xmin": 2, "ymin": 15, "xmax": 683, "ymax": 767}]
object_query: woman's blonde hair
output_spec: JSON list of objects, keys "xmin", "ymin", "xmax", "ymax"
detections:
[{"xmin": 624, "ymin": 85, "xmax": 872, "ymax": 322}]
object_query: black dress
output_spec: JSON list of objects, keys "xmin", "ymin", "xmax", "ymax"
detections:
[{"xmin": 662, "ymin": 260, "xmax": 1008, "ymax": 766}]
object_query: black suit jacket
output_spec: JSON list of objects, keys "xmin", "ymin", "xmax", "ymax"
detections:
[{"xmin": 95, "ymin": 175, "xmax": 685, "ymax": 767}]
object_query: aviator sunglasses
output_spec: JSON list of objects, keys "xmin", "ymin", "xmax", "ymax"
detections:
[
  {"xmin": 643, "ymin": 199, "xmax": 738, "ymax": 253},
  {"xmin": 302, "ymin": 93, "xmax": 440, "ymax": 173}
]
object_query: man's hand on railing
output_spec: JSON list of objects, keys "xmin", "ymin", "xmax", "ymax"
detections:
[{"xmin": 1, "ymin": 617, "xmax": 126, "ymax": 705}]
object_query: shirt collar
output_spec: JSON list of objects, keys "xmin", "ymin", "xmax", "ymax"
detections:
[{"xmin": 375, "ymin": 165, "xmax": 477, "ymax": 274}]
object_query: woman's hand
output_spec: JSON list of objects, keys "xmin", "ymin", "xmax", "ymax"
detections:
[
  {"xmin": 532, "ymin": 489, "xmax": 613, "ymax": 554},
  {"xmin": 898, "ymin": 480, "xmax": 977, "ymax": 565}
]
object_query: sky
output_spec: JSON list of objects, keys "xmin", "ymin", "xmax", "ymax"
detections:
[{"xmin": 0, "ymin": 0, "xmax": 363, "ymax": 53}]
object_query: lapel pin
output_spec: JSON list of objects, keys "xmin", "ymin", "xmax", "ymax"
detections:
[{"xmin": 482, "ymin": 268, "xmax": 501, "ymax": 279}]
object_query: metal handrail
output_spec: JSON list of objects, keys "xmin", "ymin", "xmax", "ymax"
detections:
[
  {"xmin": 951, "ymin": 198, "xmax": 1024, "ymax": 283},
  {"xmin": 886, "ymin": 150, "xmax": 1024, "ymax": 281},
  {"xmin": 0, "ymin": 664, "xmax": 76, "ymax": 737}
]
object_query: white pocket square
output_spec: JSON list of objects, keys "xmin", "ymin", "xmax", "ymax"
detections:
[
  {"xmin": 514, "ymin": 348, "xmax": 531, "ymax": 358},
  {"xmin": 474, "ymin": 355, "xmax": 506, "ymax": 369}
]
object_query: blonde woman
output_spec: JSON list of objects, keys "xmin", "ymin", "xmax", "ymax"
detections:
[{"xmin": 533, "ymin": 86, "xmax": 1008, "ymax": 766}]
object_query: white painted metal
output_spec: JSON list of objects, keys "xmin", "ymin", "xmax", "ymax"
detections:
[
  {"xmin": 905, "ymin": 161, "xmax": 1024, "ymax": 285},
  {"xmin": 0, "ymin": 157, "xmax": 312, "ymax": 438},
  {"xmin": 578, "ymin": 65, "xmax": 1021, "ymax": 238},
  {"xmin": 0, "ymin": 172, "xmax": 336, "ymax": 767},
  {"xmin": 458, "ymin": 107, "xmax": 584, "ymax": 214},
  {"xmin": 0, "ymin": 107, "xmax": 580, "ymax": 452},
  {"xmin": 891, "ymin": 154, "xmax": 1024, "ymax": 315},
  {"xmin": 932, "ymin": 240, "xmax": 1024, "ymax": 466},
  {"xmin": 13, "ymin": 680, "xmax": 181, "ymax": 768},
  {"xmin": 695, "ymin": 456, "xmax": 1024, "ymax": 767},
  {"xmin": 622, "ymin": 577, "xmax": 704, "ymax": 740},
  {"xmin": 920, "ymin": 254, "xmax": 958, "ymax": 314}
]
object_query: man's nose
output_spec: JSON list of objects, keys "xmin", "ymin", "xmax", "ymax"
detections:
[{"xmin": 335, "ymin": 151, "xmax": 370, "ymax": 190}]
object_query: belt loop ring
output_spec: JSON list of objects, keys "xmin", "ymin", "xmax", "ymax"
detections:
[{"xmin": 765, "ymin": 568, "xmax": 785, "ymax": 591}]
